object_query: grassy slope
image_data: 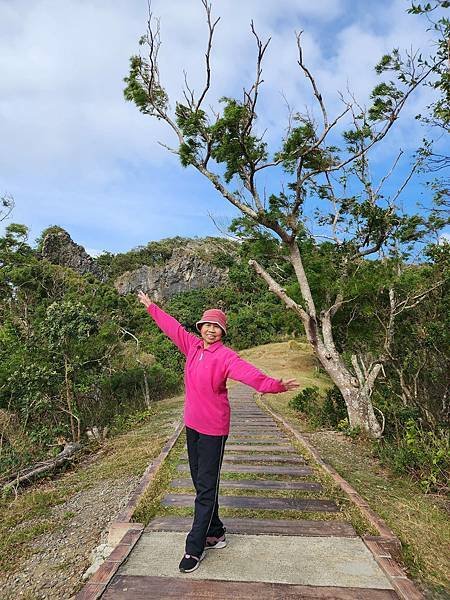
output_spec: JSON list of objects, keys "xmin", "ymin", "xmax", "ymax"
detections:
[
  {"xmin": 240, "ymin": 341, "xmax": 450, "ymax": 600},
  {"xmin": 2, "ymin": 340, "xmax": 448, "ymax": 599},
  {"xmin": 0, "ymin": 395, "xmax": 183, "ymax": 578}
]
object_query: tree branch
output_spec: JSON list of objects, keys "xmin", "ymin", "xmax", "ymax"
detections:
[
  {"xmin": 248, "ymin": 259, "xmax": 309, "ymax": 322},
  {"xmin": 195, "ymin": 0, "xmax": 220, "ymax": 111}
]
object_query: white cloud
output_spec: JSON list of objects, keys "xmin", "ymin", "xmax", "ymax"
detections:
[{"xmin": 0, "ymin": 0, "xmax": 441, "ymax": 251}]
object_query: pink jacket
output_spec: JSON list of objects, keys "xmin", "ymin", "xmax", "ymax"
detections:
[{"xmin": 147, "ymin": 304, "xmax": 286, "ymax": 435}]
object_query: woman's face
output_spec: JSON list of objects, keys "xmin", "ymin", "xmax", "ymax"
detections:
[{"xmin": 200, "ymin": 322, "xmax": 223, "ymax": 347}]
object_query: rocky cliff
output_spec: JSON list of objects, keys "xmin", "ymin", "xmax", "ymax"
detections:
[
  {"xmin": 40, "ymin": 229, "xmax": 233, "ymax": 300},
  {"xmin": 114, "ymin": 244, "xmax": 229, "ymax": 300},
  {"xmin": 40, "ymin": 229, "xmax": 105, "ymax": 280}
]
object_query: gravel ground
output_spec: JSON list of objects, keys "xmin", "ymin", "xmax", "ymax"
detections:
[{"xmin": 1, "ymin": 474, "xmax": 141, "ymax": 600}]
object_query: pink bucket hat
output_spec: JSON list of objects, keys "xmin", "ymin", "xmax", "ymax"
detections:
[{"xmin": 196, "ymin": 308, "xmax": 227, "ymax": 335}]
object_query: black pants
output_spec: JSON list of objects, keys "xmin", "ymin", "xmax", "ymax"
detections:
[{"xmin": 185, "ymin": 426, "xmax": 227, "ymax": 557}]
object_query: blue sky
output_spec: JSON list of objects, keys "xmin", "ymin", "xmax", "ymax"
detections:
[{"xmin": 0, "ymin": 0, "xmax": 445, "ymax": 255}]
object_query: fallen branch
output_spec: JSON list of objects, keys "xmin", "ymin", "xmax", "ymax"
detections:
[{"xmin": 2, "ymin": 442, "xmax": 82, "ymax": 493}]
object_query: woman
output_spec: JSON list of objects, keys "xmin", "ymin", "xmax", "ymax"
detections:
[{"xmin": 137, "ymin": 291, "xmax": 298, "ymax": 573}]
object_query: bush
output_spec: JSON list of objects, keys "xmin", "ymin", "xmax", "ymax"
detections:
[
  {"xmin": 375, "ymin": 419, "xmax": 449, "ymax": 493},
  {"xmin": 321, "ymin": 387, "xmax": 348, "ymax": 426},
  {"xmin": 289, "ymin": 386, "xmax": 320, "ymax": 412},
  {"xmin": 104, "ymin": 364, "xmax": 180, "ymax": 408},
  {"xmin": 289, "ymin": 386, "xmax": 347, "ymax": 429}
]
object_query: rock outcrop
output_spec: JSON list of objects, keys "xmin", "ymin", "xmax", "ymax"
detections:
[
  {"xmin": 40, "ymin": 229, "xmax": 233, "ymax": 300},
  {"xmin": 40, "ymin": 230, "xmax": 105, "ymax": 280},
  {"xmin": 114, "ymin": 245, "xmax": 229, "ymax": 300}
]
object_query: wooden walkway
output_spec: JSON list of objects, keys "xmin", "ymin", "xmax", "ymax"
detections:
[{"xmin": 78, "ymin": 384, "xmax": 412, "ymax": 599}]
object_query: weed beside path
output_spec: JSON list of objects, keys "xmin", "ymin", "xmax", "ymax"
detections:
[{"xmin": 0, "ymin": 395, "xmax": 183, "ymax": 600}]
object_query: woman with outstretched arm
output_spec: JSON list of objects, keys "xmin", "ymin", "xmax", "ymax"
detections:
[{"xmin": 137, "ymin": 291, "xmax": 299, "ymax": 573}]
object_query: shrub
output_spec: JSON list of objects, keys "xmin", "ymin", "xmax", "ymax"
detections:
[
  {"xmin": 375, "ymin": 419, "xmax": 449, "ymax": 493},
  {"xmin": 289, "ymin": 386, "xmax": 347, "ymax": 429},
  {"xmin": 289, "ymin": 386, "xmax": 320, "ymax": 413}
]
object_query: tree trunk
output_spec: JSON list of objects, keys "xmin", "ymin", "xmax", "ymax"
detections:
[
  {"xmin": 314, "ymin": 344, "xmax": 383, "ymax": 438},
  {"xmin": 142, "ymin": 370, "xmax": 151, "ymax": 408},
  {"xmin": 64, "ymin": 354, "xmax": 77, "ymax": 443},
  {"xmin": 249, "ymin": 254, "xmax": 383, "ymax": 438}
]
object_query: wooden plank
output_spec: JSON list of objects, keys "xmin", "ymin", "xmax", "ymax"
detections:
[
  {"xmin": 231, "ymin": 431, "xmax": 280, "ymax": 435},
  {"xmin": 224, "ymin": 454, "xmax": 305, "ymax": 464},
  {"xmin": 231, "ymin": 418, "xmax": 276, "ymax": 422},
  {"xmin": 232, "ymin": 425, "xmax": 279, "ymax": 429},
  {"xmin": 227, "ymin": 438, "xmax": 287, "ymax": 444},
  {"xmin": 226, "ymin": 444, "xmax": 294, "ymax": 452},
  {"xmin": 163, "ymin": 494, "xmax": 339, "ymax": 512},
  {"xmin": 177, "ymin": 463, "xmax": 313, "ymax": 476},
  {"xmin": 231, "ymin": 413, "xmax": 267, "ymax": 417},
  {"xmin": 75, "ymin": 583, "xmax": 106, "ymax": 600},
  {"xmin": 171, "ymin": 478, "xmax": 322, "ymax": 491},
  {"xmin": 179, "ymin": 454, "xmax": 305, "ymax": 464},
  {"xmin": 228, "ymin": 436, "xmax": 284, "ymax": 442},
  {"xmin": 231, "ymin": 422, "xmax": 277, "ymax": 426},
  {"xmin": 229, "ymin": 432, "xmax": 282, "ymax": 437},
  {"xmin": 145, "ymin": 516, "xmax": 357, "ymax": 537},
  {"xmin": 103, "ymin": 575, "xmax": 398, "ymax": 599}
]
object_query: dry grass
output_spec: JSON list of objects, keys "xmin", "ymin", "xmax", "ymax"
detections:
[
  {"xmin": 244, "ymin": 341, "xmax": 450, "ymax": 599},
  {"xmin": 0, "ymin": 395, "xmax": 183, "ymax": 575}
]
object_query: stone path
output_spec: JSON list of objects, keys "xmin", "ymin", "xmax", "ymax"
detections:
[{"xmin": 98, "ymin": 384, "xmax": 399, "ymax": 598}]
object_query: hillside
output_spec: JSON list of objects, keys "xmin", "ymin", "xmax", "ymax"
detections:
[{"xmin": 1, "ymin": 342, "xmax": 448, "ymax": 599}]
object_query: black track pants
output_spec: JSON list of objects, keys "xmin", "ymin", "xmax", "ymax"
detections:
[{"xmin": 185, "ymin": 426, "xmax": 227, "ymax": 557}]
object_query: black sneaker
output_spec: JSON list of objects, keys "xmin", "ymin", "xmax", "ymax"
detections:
[
  {"xmin": 205, "ymin": 532, "xmax": 227, "ymax": 549},
  {"xmin": 179, "ymin": 551, "xmax": 205, "ymax": 573}
]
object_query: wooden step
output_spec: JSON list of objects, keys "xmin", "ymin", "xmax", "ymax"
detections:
[
  {"xmin": 180, "ymin": 454, "xmax": 305, "ymax": 464},
  {"xmin": 231, "ymin": 431, "xmax": 280, "ymax": 436},
  {"xmin": 228, "ymin": 435, "xmax": 284, "ymax": 440},
  {"xmin": 171, "ymin": 478, "xmax": 322, "ymax": 491},
  {"xmin": 225, "ymin": 444, "xmax": 294, "ymax": 452},
  {"xmin": 231, "ymin": 417, "xmax": 275, "ymax": 421},
  {"xmin": 227, "ymin": 438, "xmax": 286, "ymax": 444},
  {"xmin": 231, "ymin": 425, "xmax": 279, "ymax": 429},
  {"xmin": 177, "ymin": 463, "xmax": 313, "ymax": 476},
  {"xmin": 231, "ymin": 413, "xmax": 267, "ymax": 417},
  {"xmin": 102, "ymin": 576, "xmax": 398, "ymax": 599},
  {"xmin": 145, "ymin": 516, "xmax": 356, "ymax": 537},
  {"xmin": 224, "ymin": 454, "xmax": 305, "ymax": 464},
  {"xmin": 163, "ymin": 494, "xmax": 339, "ymax": 512}
]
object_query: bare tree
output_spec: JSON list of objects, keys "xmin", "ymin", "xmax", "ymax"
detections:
[
  {"xmin": 124, "ymin": 2, "xmax": 445, "ymax": 437},
  {"xmin": 1, "ymin": 194, "xmax": 15, "ymax": 222}
]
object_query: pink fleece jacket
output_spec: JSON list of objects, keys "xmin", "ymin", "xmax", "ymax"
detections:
[{"xmin": 147, "ymin": 304, "xmax": 286, "ymax": 435}]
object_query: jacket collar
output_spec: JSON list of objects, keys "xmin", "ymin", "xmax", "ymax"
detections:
[{"xmin": 195, "ymin": 338, "xmax": 224, "ymax": 353}]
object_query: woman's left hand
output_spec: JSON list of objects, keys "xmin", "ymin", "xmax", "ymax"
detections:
[{"xmin": 281, "ymin": 378, "xmax": 300, "ymax": 391}]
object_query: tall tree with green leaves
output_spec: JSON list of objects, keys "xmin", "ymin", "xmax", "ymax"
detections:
[
  {"xmin": 41, "ymin": 301, "xmax": 99, "ymax": 442},
  {"xmin": 124, "ymin": 2, "xmax": 446, "ymax": 437}
]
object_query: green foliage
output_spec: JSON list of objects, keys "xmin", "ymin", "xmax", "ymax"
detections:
[
  {"xmin": 123, "ymin": 55, "xmax": 168, "ymax": 116},
  {"xmin": 376, "ymin": 420, "xmax": 449, "ymax": 493},
  {"xmin": 100, "ymin": 364, "xmax": 181, "ymax": 422},
  {"xmin": 289, "ymin": 386, "xmax": 347, "ymax": 428},
  {"xmin": 289, "ymin": 386, "xmax": 321, "ymax": 411},
  {"xmin": 368, "ymin": 82, "xmax": 404, "ymax": 121},
  {"xmin": 276, "ymin": 116, "xmax": 325, "ymax": 173},
  {"xmin": 209, "ymin": 98, "xmax": 268, "ymax": 182},
  {"xmin": 337, "ymin": 419, "xmax": 362, "ymax": 439}
]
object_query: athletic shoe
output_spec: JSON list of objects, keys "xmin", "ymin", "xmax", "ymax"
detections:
[
  {"xmin": 205, "ymin": 533, "xmax": 227, "ymax": 549},
  {"xmin": 179, "ymin": 551, "xmax": 205, "ymax": 573}
]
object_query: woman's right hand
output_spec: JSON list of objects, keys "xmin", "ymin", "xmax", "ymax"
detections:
[{"xmin": 137, "ymin": 290, "xmax": 152, "ymax": 308}]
